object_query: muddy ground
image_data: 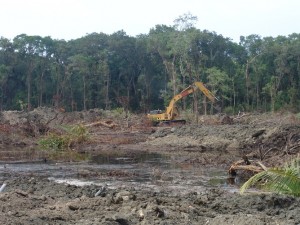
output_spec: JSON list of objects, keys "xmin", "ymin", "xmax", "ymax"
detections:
[{"xmin": 0, "ymin": 108, "xmax": 300, "ymax": 225}]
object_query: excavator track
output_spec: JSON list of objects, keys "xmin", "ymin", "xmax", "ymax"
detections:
[{"xmin": 158, "ymin": 120, "xmax": 186, "ymax": 126}]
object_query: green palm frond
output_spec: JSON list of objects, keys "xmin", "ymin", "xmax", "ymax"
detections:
[{"xmin": 240, "ymin": 158, "xmax": 300, "ymax": 197}]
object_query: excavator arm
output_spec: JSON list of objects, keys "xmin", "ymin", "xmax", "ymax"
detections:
[
  {"xmin": 147, "ymin": 81, "xmax": 218, "ymax": 124},
  {"xmin": 193, "ymin": 82, "xmax": 217, "ymax": 103},
  {"xmin": 164, "ymin": 84, "xmax": 198, "ymax": 120}
]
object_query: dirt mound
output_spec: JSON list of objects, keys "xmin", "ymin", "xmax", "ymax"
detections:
[
  {"xmin": 1, "ymin": 108, "xmax": 299, "ymax": 166},
  {"xmin": 147, "ymin": 124, "xmax": 256, "ymax": 149},
  {"xmin": 146, "ymin": 113, "xmax": 300, "ymax": 167},
  {"xmin": 0, "ymin": 109, "xmax": 299, "ymax": 167}
]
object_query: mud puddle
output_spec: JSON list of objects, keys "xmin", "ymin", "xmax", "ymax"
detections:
[{"xmin": 0, "ymin": 151, "xmax": 239, "ymax": 194}]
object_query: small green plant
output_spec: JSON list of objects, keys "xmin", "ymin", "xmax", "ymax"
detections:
[
  {"xmin": 110, "ymin": 107, "xmax": 125, "ymax": 118},
  {"xmin": 223, "ymin": 106, "xmax": 234, "ymax": 115},
  {"xmin": 39, "ymin": 124, "xmax": 89, "ymax": 151},
  {"xmin": 240, "ymin": 158, "xmax": 300, "ymax": 197},
  {"xmin": 67, "ymin": 124, "xmax": 89, "ymax": 143},
  {"xmin": 39, "ymin": 133, "xmax": 69, "ymax": 151}
]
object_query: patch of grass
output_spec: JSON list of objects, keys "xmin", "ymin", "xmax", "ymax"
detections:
[
  {"xmin": 39, "ymin": 124, "xmax": 89, "ymax": 151},
  {"xmin": 39, "ymin": 133, "xmax": 68, "ymax": 150}
]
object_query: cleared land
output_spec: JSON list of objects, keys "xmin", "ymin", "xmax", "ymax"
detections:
[{"xmin": 0, "ymin": 108, "xmax": 300, "ymax": 224}]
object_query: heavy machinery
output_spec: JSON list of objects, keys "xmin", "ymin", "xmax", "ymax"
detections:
[{"xmin": 147, "ymin": 82, "xmax": 218, "ymax": 125}]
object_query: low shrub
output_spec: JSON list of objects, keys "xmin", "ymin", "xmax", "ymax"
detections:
[{"xmin": 39, "ymin": 124, "xmax": 89, "ymax": 151}]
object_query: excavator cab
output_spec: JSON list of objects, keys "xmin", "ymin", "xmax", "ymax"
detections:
[{"xmin": 149, "ymin": 109, "xmax": 162, "ymax": 115}]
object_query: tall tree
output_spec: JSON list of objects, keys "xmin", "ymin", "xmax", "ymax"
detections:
[
  {"xmin": 68, "ymin": 54, "xmax": 91, "ymax": 111},
  {"xmin": 206, "ymin": 67, "xmax": 230, "ymax": 113}
]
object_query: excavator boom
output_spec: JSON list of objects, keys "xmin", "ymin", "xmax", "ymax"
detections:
[{"xmin": 147, "ymin": 81, "xmax": 218, "ymax": 125}]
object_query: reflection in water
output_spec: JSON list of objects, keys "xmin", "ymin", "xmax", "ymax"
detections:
[
  {"xmin": 0, "ymin": 151, "xmax": 240, "ymax": 193},
  {"xmin": 91, "ymin": 152, "xmax": 169, "ymax": 165}
]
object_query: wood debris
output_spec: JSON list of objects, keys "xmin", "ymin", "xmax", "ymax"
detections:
[
  {"xmin": 85, "ymin": 120, "xmax": 117, "ymax": 129},
  {"xmin": 228, "ymin": 156, "xmax": 267, "ymax": 176}
]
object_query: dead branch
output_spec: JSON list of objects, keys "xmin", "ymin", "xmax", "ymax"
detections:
[
  {"xmin": 85, "ymin": 120, "xmax": 117, "ymax": 129},
  {"xmin": 228, "ymin": 159, "xmax": 267, "ymax": 175},
  {"xmin": 256, "ymin": 161, "xmax": 268, "ymax": 171},
  {"xmin": 261, "ymin": 147, "xmax": 281, "ymax": 160},
  {"xmin": 280, "ymin": 132, "xmax": 300, "ymax": 155},
  {"xmin": 288, "ymin": 144, "xmax": 300, "ymax": 153},
  {"xmin": 45, "ymin": 112, "xmax": 59, "ymax": 126},
  {"xmin": 233, "ymin": 112, "xmax": 248, "ymax": 120},
  {"xmin": 229, "ymin": 164, "xmax": 264, "ymax": 173}
]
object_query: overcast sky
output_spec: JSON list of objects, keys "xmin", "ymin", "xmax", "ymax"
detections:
[{"xmin": 1, "ymin": 0, "xmax": 299, "ymax": 43}]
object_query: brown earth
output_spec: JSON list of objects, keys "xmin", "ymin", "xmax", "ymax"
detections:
[{"xmin": 0, "ymin": 108, "xmax": 300, "ymax": 225}]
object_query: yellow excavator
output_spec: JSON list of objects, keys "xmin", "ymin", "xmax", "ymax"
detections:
[{"xmin": 147, "ymin": 81, "xmax": 218, "ymax": 125}]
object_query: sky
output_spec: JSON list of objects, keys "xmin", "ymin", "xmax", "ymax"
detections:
[{"xmin": 1, "ymin": 0, "xmax": 299, "ymax": 43}]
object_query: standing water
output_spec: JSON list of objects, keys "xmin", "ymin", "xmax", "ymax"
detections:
[{"xmin": 0, "ymin": 151, "xmax": 239, "ymax": 194}]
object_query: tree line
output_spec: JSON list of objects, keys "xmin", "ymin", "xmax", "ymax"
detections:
[{"xmin": 0, "ymin": 15, "xmax": 299, "ymax": 114}]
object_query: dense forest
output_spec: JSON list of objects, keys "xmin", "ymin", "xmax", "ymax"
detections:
[{"xmin": 0, "ymin": 14, "xmax": 299, "ymax": 115}]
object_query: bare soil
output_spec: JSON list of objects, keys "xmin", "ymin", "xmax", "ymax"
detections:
[{"xmin": 0, "ymin": 108, "xmax": 300, "ymax": 225}]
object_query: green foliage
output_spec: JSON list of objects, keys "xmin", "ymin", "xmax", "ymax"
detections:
[
  {"xmin": 223, "ymin": 106, "xmax": 235, "ymax": 115},
  {"xmin": 67, "ymin": 124, "xmax": 89, "ymax": 143},
  {"xmin": 206, "ymin": 67, "xmax": 231, "ymax": 101},
  {"xmin": 112, "ymin": 107, "xmax": 124, "ymax": 115},
  {"xmin": 39, "ymin": 124, "xmax": 89, "ymax": 151},
  {"xmin": 39, "ymin": 133, "xmax": 68, "ymax": 151},
  {"xmin": 240, "ymin": 158, "xmax": 300, "ymax": 197},
  {"xmin": 180, "ymin": 109, "xmax": 194, "ymax": 123},
  {"xmin": 274, "ymin": 91, "xmax": 289, "ymax": 111},
  {"xmin": 1, "ymin": 29, "xmax": 300, "ymax": 113},
  {"xmin": 110, "ymin": 107, "xmax": 129, "ymax": 119}
]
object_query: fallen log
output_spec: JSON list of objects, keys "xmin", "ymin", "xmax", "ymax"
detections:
[
  {"xmin": 228, "ymin": 158, "xmax": 267, "ymax": 175},
  {"xmin": 85, "ymin": 120, "xmax": 117, "ymax": 129},
  {"xmin": 229, "ymin": 164, "xmax": 264, "ymax": 174}
]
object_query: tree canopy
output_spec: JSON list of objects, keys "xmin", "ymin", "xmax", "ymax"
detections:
[{"xmin": 0, "ymin": 18, "xmax": 299, "ymax": 114}]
